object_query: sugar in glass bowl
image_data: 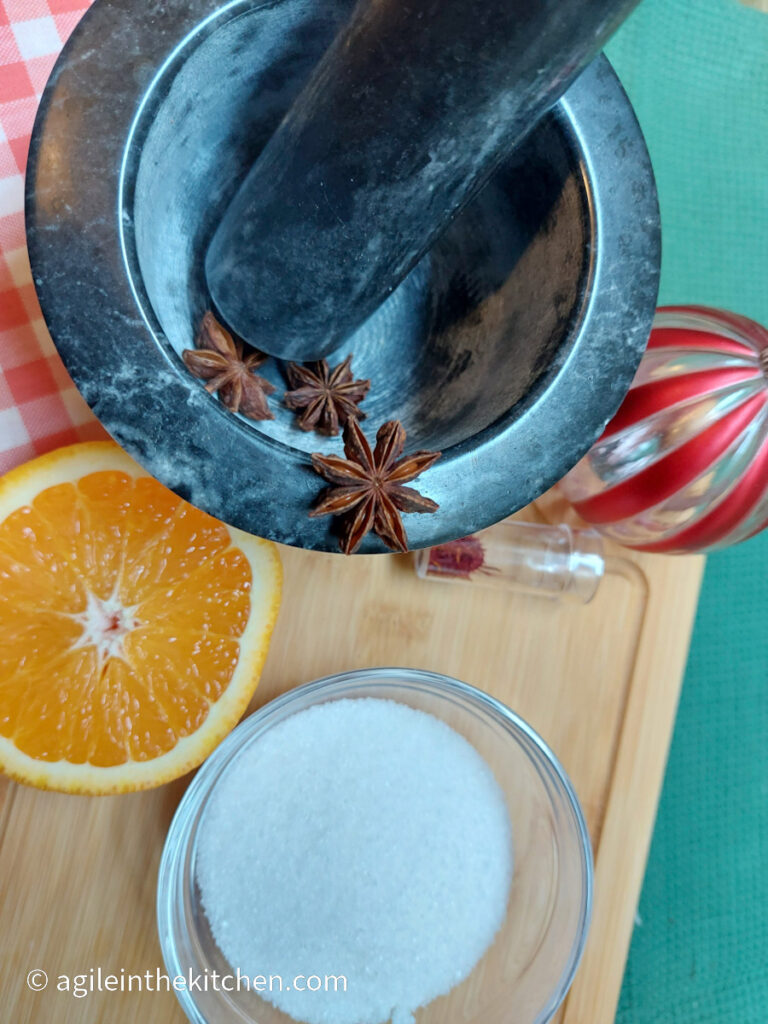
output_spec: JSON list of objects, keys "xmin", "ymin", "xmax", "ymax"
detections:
[{"xmin": 157, "ymin": 668, "xmax": 593, "ymax": 1024}]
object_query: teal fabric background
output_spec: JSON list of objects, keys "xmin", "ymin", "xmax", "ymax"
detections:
[{"xmin": 604, "ymin": 1, "xmax": 768, "ymax": 1020}]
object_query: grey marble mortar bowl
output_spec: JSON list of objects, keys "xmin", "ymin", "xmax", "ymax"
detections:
[{"xmin": 26, "ymin": 0, "xmax": 660, "ymax": 553}]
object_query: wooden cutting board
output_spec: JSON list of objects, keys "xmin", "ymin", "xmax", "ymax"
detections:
[{"xmin": 0, "ymin": 505, "xmax": 704, "ymax": 1024}]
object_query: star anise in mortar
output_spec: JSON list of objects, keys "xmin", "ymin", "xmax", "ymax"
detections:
[
  {"xmin": 182, "ymin": 311, "xmax": 275, "ymax": 420},
  {"xmin": 284, "ymin": 355, "xmax": 370, "ymax": 436},
  {"xmin": 310, "ymin": 418, "xmax": 441, "ymax": 554}
]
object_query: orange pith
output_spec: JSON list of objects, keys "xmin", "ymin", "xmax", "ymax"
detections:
[{"xmin": 0, "ymin": 442, "xmax": 282, "ymax": 792}]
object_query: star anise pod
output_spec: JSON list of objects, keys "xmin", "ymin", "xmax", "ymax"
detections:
[
  {"xmin": 182, "ymin": 311, "xmax": 275, "ymax": 420},
  {"xmin": 310, "ymin": 418, "xmax": 441, "ymax": 554},
  {"xmin": 284, "ymin": 355, "xmax": 370, "ymax": 435}
]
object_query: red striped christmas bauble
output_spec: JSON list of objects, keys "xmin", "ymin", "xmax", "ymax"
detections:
[{"xmin": 559, "ymin": 306, "xmax": 768, "ymax": 553}]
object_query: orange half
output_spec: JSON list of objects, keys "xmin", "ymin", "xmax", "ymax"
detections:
[{"xmin": 0, "ymin": 442, "xmax": 282, "ymax": 793}]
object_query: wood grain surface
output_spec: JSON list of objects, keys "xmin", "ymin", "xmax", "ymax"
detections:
[{"xmin": 0, "ymin": 510, "xmax": 704, "ymax": 1023}]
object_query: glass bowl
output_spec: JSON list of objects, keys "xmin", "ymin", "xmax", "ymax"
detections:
[{"xmin": 157, "ymin": 668, "xmax": 593, "ymax": 1024}]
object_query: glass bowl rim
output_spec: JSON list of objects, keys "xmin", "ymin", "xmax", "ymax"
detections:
[{"xmin": 157, "ymin": 666, "xmax": 594, "ymax": 1024}]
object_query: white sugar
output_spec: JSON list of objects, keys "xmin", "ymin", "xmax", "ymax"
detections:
[{"xmin": 197, "ymin": 697, "xmax": 512, "ymax": 1024}]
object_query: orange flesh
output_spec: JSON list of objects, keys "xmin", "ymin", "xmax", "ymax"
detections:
[{"xmin": 0, "ymin": 471, "xmax": 251, "ymax": 766}]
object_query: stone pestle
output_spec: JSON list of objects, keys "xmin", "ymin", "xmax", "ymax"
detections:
[{"xmin": 206, "ymin": 0, "xmax": 642, "ymax": 361}]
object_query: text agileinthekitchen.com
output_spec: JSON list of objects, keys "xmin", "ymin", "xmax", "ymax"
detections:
[{"xmin": 26, "ymin": 967, "xmax": 348, "ymax": 999}]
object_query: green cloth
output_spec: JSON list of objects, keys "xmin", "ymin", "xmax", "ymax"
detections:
[{"xmin": 603, "ymin": 1, "xmax": 768, "ymax": 1021}]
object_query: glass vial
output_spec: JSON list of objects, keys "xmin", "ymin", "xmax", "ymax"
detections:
[{"xmin": 414, "ymin": 520, "xmax": 605, "ymax": 604}]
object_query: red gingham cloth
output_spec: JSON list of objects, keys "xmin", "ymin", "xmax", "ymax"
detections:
[{"xmin": 0, "ymin": 0, "xmax": 107, "ymax": 476}]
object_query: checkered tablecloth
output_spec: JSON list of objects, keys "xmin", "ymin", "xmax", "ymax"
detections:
[{"xmin": 0, "ymin": 0, "xmax": 107, "ymax": 476}]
